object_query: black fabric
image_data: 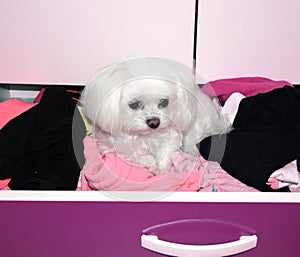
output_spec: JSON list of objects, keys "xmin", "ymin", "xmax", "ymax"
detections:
[
  {"xmin": 198, "ymin": 86, "xmax": 300, "ymax": 192},
  {"xmin": 0, "ymin": 88, "xmax": 85, "ymax": 190}
]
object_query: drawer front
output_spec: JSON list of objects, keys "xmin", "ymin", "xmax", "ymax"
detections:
[{"xmin": 0, "ymin": 200, "xmax": 299, "ymax": 257}]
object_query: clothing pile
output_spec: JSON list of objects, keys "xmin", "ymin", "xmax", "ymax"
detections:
[
  {"xmin": 0, "ymin": 88, "xmax": 85, "ymax": 190},
  {"xmin": 1, "ymin": 77, "xmax": 299, "ymax": 192},
  {"xmin": 199, "ymin": 77, "xmax": 300, "ymax": 192}
]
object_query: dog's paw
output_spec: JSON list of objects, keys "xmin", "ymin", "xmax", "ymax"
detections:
[
  {"xmin": 139, "ymin": 155, "xmax": 156, "ymax": 167},
  {"xmin": 158, "ymin": 159, "xmax": 173, "ymax": 174},
  {"xmin": 148, "ymin": 159, "xmax": 172, "ymax": 176},
  {"xmin": 148, "ymin": 165, "xmax": 161, "ymax": 176}
]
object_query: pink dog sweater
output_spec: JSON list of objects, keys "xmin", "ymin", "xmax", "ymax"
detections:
[{"xmin": 82, "ymin": 137, "xmax": 204, "ymax": 191}]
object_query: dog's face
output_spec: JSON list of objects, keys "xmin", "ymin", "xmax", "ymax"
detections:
[
  {"xmin": 82, "ymin": 58, "xmax": 200, "ymax": 136},
  {"xmin": 117, "ymin": 79, "xmax": 183, "ymax": 135}
]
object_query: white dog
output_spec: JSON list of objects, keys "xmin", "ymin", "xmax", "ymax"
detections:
[{"xmin": 81, "ymin": 57, "xmax": 230, "ymax": 175}]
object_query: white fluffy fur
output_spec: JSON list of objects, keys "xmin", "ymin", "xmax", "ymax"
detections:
[{"xmin": 81, "ymin": 57, "xmax": 230, "ymax": 175}]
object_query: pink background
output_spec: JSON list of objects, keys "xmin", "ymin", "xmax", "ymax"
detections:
[
  {"xmin": 197, "ymin": 0, "xmax": 300, "ymax": 83},
  {"xmin": 0, "ymin": 0, "xmax": 194, "ymax": 85},
  {"xmin": 1, "ymin": 0, "xmax": 299, "ymax": 84}
]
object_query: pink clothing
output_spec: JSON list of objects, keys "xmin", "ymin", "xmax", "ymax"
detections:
[
  {"xmin": 0, "ymin": 99, "xmax": 35, "ymax": 129},
  {"xmin": 201, "ymin": 77, "xmax": 293, "ymax": 103},
  {"xmin": 0, "ymin": 179, "xmax": 10, "ymax": 190},
  {"xmin": 82, "ymin": 137, "xmax": 204, "ymax": 191},
  {"xmin": 200, "ymin": 164, "xmax": 258, "ymax": 192},
  {"xmin": 267, "ymin": 161, "xmax": 300, "ymax": 190}
]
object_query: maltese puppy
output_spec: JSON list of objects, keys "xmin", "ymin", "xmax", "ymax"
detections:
[{"xmin": 81, "ymin": 57, "xmax": 230, "ymax": 175}]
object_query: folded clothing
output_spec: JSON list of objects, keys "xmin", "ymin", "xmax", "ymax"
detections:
[
  {"xmin": 82, "ymin": 137, "xmax": 204, "ymax": 191},
  {"xmin": 267, "ymin": 161, "xmax": 300, "ymax": 190}
]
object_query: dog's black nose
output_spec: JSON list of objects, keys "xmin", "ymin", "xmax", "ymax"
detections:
[{"xmin": 146, "ymin": 117, "xmax": 160, "ymax": 129}]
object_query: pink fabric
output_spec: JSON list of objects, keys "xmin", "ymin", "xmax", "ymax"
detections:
[
  {"xmin": 82, "ymin": 137, "xmax": 204, "ymax": 191},
  {"xmin": 201, "ymin": 77, "xmax": 293, "ymax": 103},
  {"xmin": 33, "ymin": 88, "xmax": 46, "ymax": 103},
  {"xmin": 267, "ymin": 161, "xmax": 300, "ymax": 190},
  {"xmin": 200, "ymin": 165, "xmax": 258, "ymax": 192},
  {"xmin": 0, "ymin": 99, "xmax": 35, "ymax": 129},
  {"xmin": 0, "ymin": 179, "xmax": 10, "ymax": 190}
]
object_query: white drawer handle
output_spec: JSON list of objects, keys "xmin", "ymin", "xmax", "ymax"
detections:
[{"xmin": 141, "ymin": 233, "xmax": 257, "ymax": 257}]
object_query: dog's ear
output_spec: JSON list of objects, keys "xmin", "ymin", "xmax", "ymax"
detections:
[
  {"xmin": 81, "ymin": 69, "xmax": 123, "ymax": 134},
  {"xmin": 172, "ymin": 84, "xmax": 196, "ymax": 131},
  {"xmin": 95, "ymin": 87, "xmax": 122, "ymax": 134}
]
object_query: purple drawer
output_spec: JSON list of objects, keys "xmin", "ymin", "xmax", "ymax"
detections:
[{"xmin": 0, "ymin": 192, "xmax": 299, "ymax": 257}]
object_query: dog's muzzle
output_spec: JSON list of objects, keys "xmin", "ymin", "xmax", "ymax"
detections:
[{"xmin": 146, "ymin": 117, "xmax": 160, "ymax": 129}]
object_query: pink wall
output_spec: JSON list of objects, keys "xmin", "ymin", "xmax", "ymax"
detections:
[
  {"xmin": 197, "ymin": 0, "xmax": 300, "ymax": 83},
  {"xmin": 0, "ymin": 0, "xmax": 194, "ymax": 84},
  {"xmin": 1, "ymin": 0, "xmax": 299, "ymax": 84}
]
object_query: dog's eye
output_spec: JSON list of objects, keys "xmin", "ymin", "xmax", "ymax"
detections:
[
  {"xmin": 158, "ymin": 98, "xmax": 169, "ymax": 109},
  {"xmin": 128, "ymin": 100, "xmax": 142, "ymax": 110}
]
